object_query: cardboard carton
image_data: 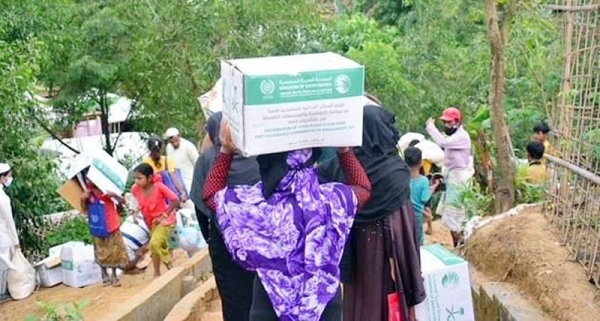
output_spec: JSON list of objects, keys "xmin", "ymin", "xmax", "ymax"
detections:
[
  {"xmin": 415, "ymin": 244, "xmax": 475, "ymax": 321},
  {"xmin": 35, "ymin": 256, "xmax": 62, "ymax": 288},
  {"xmin": 221, "ymin": 52, "xmax": 365, "ymax": 156},
  {"xmin": 57, "ymin": 150, "xmax": 128, "ymax": 212},
  {"xmin": 35, "ymin": 242, "xmax": 86, "ymax": 288},
  {"xmin": 60, "ymin": 243, "xmax": 102, "ymax": 288},
  {"xmin": 57, "ymin": 179, "xmax": 86, "ymax": 213}
]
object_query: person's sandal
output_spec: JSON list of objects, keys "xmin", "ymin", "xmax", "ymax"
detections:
[{"xmin": 102, "ymin": 277, "xmax": 111, "ymax": 287}]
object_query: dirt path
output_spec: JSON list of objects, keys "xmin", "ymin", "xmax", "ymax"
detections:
[
  {"xmin": 464, "ymin": 206, "xmax": 600, "ymax": 321},
  {"xmin": 425, "ymin": 219, "xmax": 454, "ymax": 248},
  {"xmin": 0, "ymin": 250, "xmax": 190, "ymax": 321}
]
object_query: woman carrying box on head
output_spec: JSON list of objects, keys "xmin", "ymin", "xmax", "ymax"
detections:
[
  {"xmin": 202, "ymin": 118, "xmax": 372, "ymax": 321},
  {"xmin": 80, "ymin": 178, "xmax": 129, "ymax": 287}
]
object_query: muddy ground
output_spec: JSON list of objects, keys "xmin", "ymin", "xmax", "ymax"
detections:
[{"xmin": 465, "ymin": 206, "xmax": 600, "ymax": 321}]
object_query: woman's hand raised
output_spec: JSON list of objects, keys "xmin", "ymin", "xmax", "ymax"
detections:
[{"xmin": 219, "ymin": 117, "xmax": 236, "ymax": 155}]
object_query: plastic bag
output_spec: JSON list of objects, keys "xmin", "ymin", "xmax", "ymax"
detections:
[
  {"xmin": 388, "ymin": 292, "xmax": 403, "ymax": 321},
  {"xmin": 7, "ymin": 249, "xmax": 36, "ymax": 300},
  {"xmin": 159, "ymin": 170, "xmax": 189, "ymax": 199},
  {"xmin": 174, "ymin": 208, "xmax": 207, "ymax": 252},
  {"xmin": 87, "ymin": 198, "xmax": 109, "ymax": 238}
]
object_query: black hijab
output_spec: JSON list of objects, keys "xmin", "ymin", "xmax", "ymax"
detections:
[
  {"xmin": 191, "ymin": 112, "xmax": 261, "ymax": 219},
  {"xmin": 319, "ymin": 105, "xmax": 410, "ymax": 223},
  {"xmin": 257, "ymin": 149, "xmax": 321, "ymax": 198}
]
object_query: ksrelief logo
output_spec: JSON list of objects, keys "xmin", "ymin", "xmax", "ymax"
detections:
[
  {"xmin": 445, "ymin": 305, "xmax": 465, "ymax": 321},
  {"xmin": 260, "ymin": 79, "xmax": 275, "ymax": 95},
  {"xmin": 334, "ymin": 74, "xmax": 351, "ymax": 94},
  {"xmin": 441, "ymin": 271, "xmax": 460, "ymax": 289}
]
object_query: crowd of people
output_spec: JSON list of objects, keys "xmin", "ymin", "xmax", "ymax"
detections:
[
  {"xmin": 0, "ymin": 94, "xmax": 554, "ymax": 319},
  {"xmin": 192, "ymin": 103, "xmax": 474, "ymax": 321}
]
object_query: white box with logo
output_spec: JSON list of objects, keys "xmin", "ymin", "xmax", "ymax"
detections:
[
  {"xmin": 60, "ymin": 242, "xmax": 102, "ymax": 288},
  {"xmin": 35, "ymin": 241, "xmax": 87, "ymax": 288},
  {"xmin": 415, "ymin": 244, "xmax": 475, "ymax": 321},
  {"xmin": 221, "ymin": 52, "xmax": 365, "ymax": 156}
]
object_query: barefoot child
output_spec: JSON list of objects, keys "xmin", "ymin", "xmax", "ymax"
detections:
[
  {"xmin": 405, "ymin": 147, "xmax": 439, "ymax": 245},
  {"xmin": 131, "ymin": 163, "xmax": 179, "ymax": 278},
  {"xmin": 80, "ymin": 180, "xmax": 129, "ymax": 287}
]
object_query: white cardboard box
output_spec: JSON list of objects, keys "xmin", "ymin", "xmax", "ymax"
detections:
[
  {"xmin": 415, "ymin": 244, "xmax": 475, "ymax": 321},
  {"xmin": 35, "ymin": 241, "xmax": 87, "ymax": 288},
  {"xmin": 49, "ymin": 241, "xmax": 84, "ymax": 258},
  {"xmin": 221, "ymin": 52, "xmax": 365, "ymax": 156},
  {"xmin": 35, "ymin": 256, "xmax": 63, "ymax": 288},
  {"xmin": 60, "ymin": 243, "xmax": 102, "ymax": 288}
]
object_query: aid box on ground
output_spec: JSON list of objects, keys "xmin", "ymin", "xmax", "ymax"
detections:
[
  {"xmin": 35, "ymin": 256, "xmax": 63, "ymax": 288},
  {"xmin": 221, "ymin": 52, "xmax": 365, "ymax": 156},
  {"xmin": 35, "ymin": 241, "xmax": 86, "ymax": 287},
  {"xmin": 60, "ymin": 242, "xmax": 102, "ymax": 288},
  {"xmin": 415, "ymin": 244, "xmax": 475, "ymax": 321}
]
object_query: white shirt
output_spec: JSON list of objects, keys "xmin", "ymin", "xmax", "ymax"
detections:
[
  {"xmin": 166, "ymin": 138, "xmax": 199, "ymax": 192},
  {"xmin": 0, "ymin": 187, "xmax": 18, "ymax": 270}
]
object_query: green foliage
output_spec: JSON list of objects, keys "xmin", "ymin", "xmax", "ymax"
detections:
[
  {"xmin": 0, "ymin": 0, "xmax": 568, "ymax": 252},
  {"xmin": 458, "ymin": 161, "xmax": 545, "ymax": 219},
  {"xmin": 45, "ymin": 216, "xmax": 93, "ymax": 248},
  {"xmin": 515, "ymin": 162, "xmax": 545, "ymax": 204},
  {"xmin": 458, "ymin": 183, "xmax": 495, "ymax": 220},
  {"xmin": 326, "ymin": 0, "xmax": 561, "ymax": 153},
  {"xmin": 583, "ymin": 129, "xmax": 600, "ymax": 169},
  {"xmin": 0, "ymin": 36, "xmax": 67, "ymax": 260},
  {"xmin": 25, "ymin": 300, "xmax": 88, "ymax": 321}
]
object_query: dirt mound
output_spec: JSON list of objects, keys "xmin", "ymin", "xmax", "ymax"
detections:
[
  {"xmin": 0, "ymin": 250, "xmax": 190, "ymax": 321},
  {"xmin": 464, "ymin": 206, "xmax": 600, "ymax": 321}
]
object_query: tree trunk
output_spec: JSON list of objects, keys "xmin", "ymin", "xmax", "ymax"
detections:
[
  {"xmin": 99, "ymin": 90, "xmax": 113, "ymax": 156},
  {"xmin": 184, "ymin": 57, "xmax": 205, "ymax": 150},
  {"xmin": 485, "ymin": 0, "xmax": 517, "ymax": 213}
]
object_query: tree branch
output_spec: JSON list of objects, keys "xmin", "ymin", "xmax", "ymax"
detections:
[
  {"xmin": 546, "ymin": 4, "xmax": 600, "ymax": 12},
  {"xmin": 30, "ymin": 112, "xmax": 80, "ymax": 155},
  {"xmin": 501, "ymin": 0, "xmax": 520, "ymax": 44}
]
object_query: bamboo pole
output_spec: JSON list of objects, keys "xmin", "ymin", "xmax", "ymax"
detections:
[{"xmin": 559, "ymin": 0, "xmax": 575, "ymax": 200}]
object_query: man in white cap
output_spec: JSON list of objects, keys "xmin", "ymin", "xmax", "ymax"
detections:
[
  {"xmin": 0, "ymin": 163, "xmax": 18, "ymax": 301},
  {"xmin": 165, "ymin": 128, "xmax": 199, "ymax": 194}
]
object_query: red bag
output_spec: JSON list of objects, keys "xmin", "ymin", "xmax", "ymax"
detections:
[{"xmin": 388, "ymin": 292, "xmax": 403, "ymax": 321}]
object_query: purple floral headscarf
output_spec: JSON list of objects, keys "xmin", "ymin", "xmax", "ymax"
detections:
[{"xmin": 215, "ymin": 149, "xmax": 357, "ymax": 320}]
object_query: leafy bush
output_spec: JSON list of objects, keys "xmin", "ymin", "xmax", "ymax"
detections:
[
  {"xmin": 44, "ymin": 216, "xmax": 92, "ymax": 248},
  {"xmin": 515, "ymin": 162, "xmax": 545, "ymax": 204},
  {"xmin": 0, "ymin": 37, "xmax": 70, "ymax": 261},
  {"xmin": 457, "ymin": 161, "xmax": 544, "ymax": 220},
  {"xmin": 458, "ymin": 182, "xmax": 495, "ymax": 220}
]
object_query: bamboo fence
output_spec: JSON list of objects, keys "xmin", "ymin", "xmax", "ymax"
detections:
[{"xmin": 545, "ymin": 0, "xmax": 600, "ymax": 289}]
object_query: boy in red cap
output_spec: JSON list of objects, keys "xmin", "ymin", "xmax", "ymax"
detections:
[{"xmin": 425, "ymin": 107, "xmax": 474, "ymax": 247}]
